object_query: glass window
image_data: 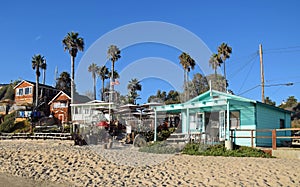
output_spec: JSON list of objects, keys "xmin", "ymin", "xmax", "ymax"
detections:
[
  {"xmin": 17, "ymin": 88, "xmax": 24, "ymax": 96},
  {"xmin": 230, "ymin": 111, "xmax": 240, "ymax": 129},
  {"xmin": 24, "ymin": 87, "xmax": 32, "ymax": 95},
  {"xmin": 53, "ymin": 102, "xmax": 67, "ymax": 108},
  {"xmin": 280, "ymin": 119, "xmax": 285, "ymax": 129}
]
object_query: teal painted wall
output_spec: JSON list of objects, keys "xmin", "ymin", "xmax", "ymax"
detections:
[
  {"xmin": 256, "ymin": 103, "xmax": 291, "ymax": 147},
  {"xmin": 230, "ymin": 103, "xmax": 256, "ymax": 147},
  {"xmin": 179, "ymin": 100, "xmax": 291, "ymax": 147}
]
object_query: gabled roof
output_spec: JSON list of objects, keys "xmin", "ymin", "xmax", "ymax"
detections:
[
  {"xmin": 48, "ymin": 91, "xmax": 71, "ymax": 105},
  {"xmin": 14, "ymin": 80, "xmax": 57, "ymax": 90},
  {"xmin": 153, "ymin": 89, "xmax": 291, "ymax": 114},
  {"xmin": 86, "ymin": 100, "xmax": 105, "ymax": 104},
  {"xmin": 187, "ymin": 90, "xmax": 256, "ymax": 104}
]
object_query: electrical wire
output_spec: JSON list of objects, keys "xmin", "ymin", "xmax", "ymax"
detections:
[
  {"xmin": 264, "ymin": 46, "xmax": 300, "ymax": 54},
  {"xmin": 227, "ymin": 52, "xmax": 258, "ymax": 79},
  {"xmin": 237, "ymin": 55, "xmax": 258, "ymax": 93}
]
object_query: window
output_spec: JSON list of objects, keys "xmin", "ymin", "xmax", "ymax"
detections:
[
  {"xmin": 53, "ymin": 102, "xmax": 67, "ymax": 108},
  {"xmin": 280, "ymin": 119, "xmax": 285, "ymax": 129},
  {"xmin": 17, "ymin": 88, "xmax": 24, "ymax": 96},
  {"xmin": 230, "ymin": 111, "xmax": 240, "ymax": 129},
  {"xmin": 24, "ymin": 87, "xmax": 32, "ymax": 95}
]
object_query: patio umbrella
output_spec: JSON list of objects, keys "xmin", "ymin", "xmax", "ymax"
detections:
[
  {"xmin": 142, "ymin": 102, "xmax": 163, "ymax": 108},
  {"xmin": 96, "ymin": 121, "xmax": 109, "ymax": 128},
  {"xmin": 118, "ymin": 104, "xmax": 139, "ymax": 109}
]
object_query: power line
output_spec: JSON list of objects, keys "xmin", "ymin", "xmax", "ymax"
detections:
[
  {"xmin": 238, "ymin": 82, "xmax": 293, "ymax": 96},
  {"xmin": 264, "ymin": 45, "xmax": 300, "ymax": 51},
  {"xmin": 237, "ymin": 54, "xmax": 258, "ymax": 93},
  {"xmin": 227, "ymin": 53, "xmax": 258, "ymax": 79},
  {"xmin": 264, "ymin": 46, "xmax": 300, "ymax": 54}
]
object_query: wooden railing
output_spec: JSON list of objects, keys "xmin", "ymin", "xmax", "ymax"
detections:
[
  {"xmin": 230, "ymin": 128, "xmax": 300, "ymax": 150},
  {"xmin": 0, "ymin": 132, "xmax": 72, "ymax": 140}
]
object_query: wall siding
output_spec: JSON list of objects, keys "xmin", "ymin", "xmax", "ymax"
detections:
[
  {"xmin": 256, "ymin": 104, "xmax": 291, "ymax": 147},
  {"xmin": 230, "ymin": 103, "xmax": 256, "ymax": 147}
]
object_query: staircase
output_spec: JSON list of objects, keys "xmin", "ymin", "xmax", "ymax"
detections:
[{"xmin": 166, "ymin": 133, "xmax": 190, "ymax": 144}]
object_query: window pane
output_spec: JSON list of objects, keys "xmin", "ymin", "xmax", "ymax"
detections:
[
  {"xmin": 25, "ymin": 87, "xmax": 30, "ymax": 95},
  {"xmin": 19, "ymin": 88, "xmax": 23, "ymax": 96},
  {"xmin": 230, "ymin": 111, "xmax": 240, "ymax": 129}
]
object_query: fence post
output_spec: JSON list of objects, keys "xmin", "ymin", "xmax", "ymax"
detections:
[
  {"xmin": 272, "ymin": 129, "xmax": 277, "ymax": 150},
  {"xmin": 251, "ymin": 130, "xmax": 254, "ymax": 148}
]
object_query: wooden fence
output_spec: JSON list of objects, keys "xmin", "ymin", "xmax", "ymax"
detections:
[
  {"xmin": 230, "ymin": 128, "xmax": 300, "ymax": 150},
  {"xmin": 0, "ymin": 132, "xmax": 72, "ymax": 140}
]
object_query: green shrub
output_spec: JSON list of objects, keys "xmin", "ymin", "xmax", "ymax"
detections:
[
  {"xmin": 13, "ymin": 120, "xmax": 31, "ymax": 133},
  {"xmin": 4, "ymin": 111, "xmax": 16, "ymax": 121},
  {"xmin": 139, "ymin": 141, "xmax": 182, "ymax": 154},
  {"xmin": 182, "ymin": 143, "xmax": 273, "ymax": 158},
  {"xmin": 63, "ymin": 125, "xmax": 71, "ymax": 133},
  {"xmin": 0, "ymin": 112, "xmax": 16, "ymax": 132}
]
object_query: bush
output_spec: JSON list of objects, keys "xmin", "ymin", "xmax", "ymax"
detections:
[
  {"xmin": 0, "ymin": 112, "xmax": 16, "ymax": 132},
  {"xmin": 157, "ymin": 127, "xmax": 176, "ymax": 141},
  {"xmin": 12, "ymin": 120, "xmax": 31, "ymax": 133},
  {"xmin": 139, "ymin": 141, "xmax": 182, "ymax": 154},
  {"xmin": 63, "ymin": 125, "xmax": 71, "ymax": 133},
  {"xmin": 182, "ymin": 143, "xmax": 273, "ymax": 158}
]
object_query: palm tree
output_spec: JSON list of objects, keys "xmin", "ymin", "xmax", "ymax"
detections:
[
  {"xmin": 55, "ymin": 72, "xmax": 71, "ymax": 95},
  {"xmin": 97, "ymin": 65, "xmax": 109, "ymax": 101},
  {"xmin": 40, "ymin": 60, "xmax": 47, "ymax": 98},
  {"xmin": 179, "ymin": 52, "xmax": 195, "ymax": 101},
  {"xmin": 107, "ymin": 45, "xmax": 121, "ymax": 101},
  {"xmin": 127, "ymin": 78, "xmax": 142, "ymax": 104},
  {"xmin": 31, "ymin": 54, "xmax": 46, "ymax": 107},
  {"xmin": 42, "ymin": 59, "xmax": 47, "ymax": 85},
  {"xmin": 88, "ymin": 63, "xmax": 99, "ymax": 100},
  {"xmin": 62, "ymin": 31, "xmax": 84, "ymax": 104},
  {"xmin": 209, "ymin": 53, "xmax": 221, "ymax": 77},
  {"xmin": 108, "ymin": 70, "xmax": 120, "ymax": 80},
  {"xmin": 217, "ymin": 43, "xmax": 232, "ymax": 90}
]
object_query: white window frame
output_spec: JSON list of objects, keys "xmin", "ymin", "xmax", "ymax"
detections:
[
  {"xmin": 16, "ymin": 88, "xmax": 24, "ymax": 96},
  {"xmin": 24, "ymin": 87, "xmax": 32, "ymax": 95}
]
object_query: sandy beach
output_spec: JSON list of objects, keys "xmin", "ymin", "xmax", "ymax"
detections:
[{"xmin": 0, "ymin": 140, "xmax": 299, "ymax": 187}]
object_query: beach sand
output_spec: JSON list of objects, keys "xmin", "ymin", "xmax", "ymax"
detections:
[{"xmin": 0, "ymin": 139, "xmax": 299, "ymax": 186}]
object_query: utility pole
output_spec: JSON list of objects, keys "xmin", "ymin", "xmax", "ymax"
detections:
[{"xmin": 259, "ymin": 44, "xmax": 265, "ymax": 103}]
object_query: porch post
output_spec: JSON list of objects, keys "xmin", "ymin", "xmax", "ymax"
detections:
[
  {"xmin": 154, "ymin": 109, "xmax": 157, "ymax": 142},
  {"xmin": 187, "ymin": 107, "xmax": 190, "ymax": 140},
  {"xmin": 226, "ymin": 100, "xmax": 230, "ymax": 140}
]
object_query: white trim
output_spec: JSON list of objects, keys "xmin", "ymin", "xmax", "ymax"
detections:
[
  {"xmin": 48, "ymin": 91, "xmax": 71, "ymax": 105},
  {"xmin": 13, "ymin": 80, "xmax": 34, "ymax": 89}
]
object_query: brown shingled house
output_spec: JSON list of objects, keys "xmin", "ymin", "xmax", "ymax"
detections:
[
  {"xmin": 13, "ymin": 80, "xmax": 59, "ymax": 118},
  {"xmin": 48, "ymin": 91, "xmax": 71, "ymax": 124}
]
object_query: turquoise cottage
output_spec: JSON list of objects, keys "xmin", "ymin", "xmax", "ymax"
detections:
[{"xmin": 152, "ymin": 90, "xmax": 291, "ymax": 147}]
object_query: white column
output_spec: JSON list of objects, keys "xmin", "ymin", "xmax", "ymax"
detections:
[
  {"xmin": 187, "ymin": 108, "xmax": 190, "ymax": 139},
  {"xmin": 154, "ymin": 109, "xmax": 157, "ymax": 142},
  {"xmin": 226, "ymin": 101, "xmax": 230, "ymax": 140}
]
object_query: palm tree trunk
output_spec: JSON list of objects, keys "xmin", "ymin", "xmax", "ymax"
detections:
[
  {"xmin": 43, "ymin": 69, "xmax": 46, "ymax": 85},
  {"xmin": 40, "ymin": 69, "xmax": 46, "ymax": 98},
  {"xmin": 35, "ymin": 69, "xmax": 39, "ymax": 108},
  {"xmin": 223, "ymin": 61, "xmax": 226, "ymax": 92},
  {"xmin": 184, "ymin": 69, "xmax": 187, "ymax": 102},
  {"xmin": 186, "ymin": 70, "xmax": 190, "ymax": 101},
  {"xmin": 93, "ymin": 74, "xmax": 96, "ymax": 100},
  {"xmin": 71, "ymin": 55, "xmax": 75, "ymax": 105},
  {"xmin": 110, "ymin": 61, "xmax": 115, "ymax": 102},
  {"xmin": 101, "ymin": 78, "xmax": 105, "ymax": 101}
]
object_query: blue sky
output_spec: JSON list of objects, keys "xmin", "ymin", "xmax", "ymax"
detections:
[{"xmin": 1, "ymin": 0, "xmax": 300, "ymax": 105}]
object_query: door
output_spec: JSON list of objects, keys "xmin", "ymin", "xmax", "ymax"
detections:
[
  {"xmin": 196, "ymin": 113, "xmax": 204, "ymax": 132},
  {"xmin": 219, "ymin": 111, "xmax": 226, "ymax": 141},
  {"xmin": 58, "ymin": 114, "xmax": 64, "ymax": 123}
]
